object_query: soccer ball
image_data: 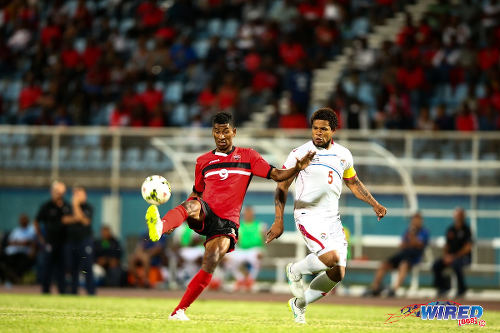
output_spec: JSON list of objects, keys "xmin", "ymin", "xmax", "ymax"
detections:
[{"xmin": 141, "ymin": 175, "xmax": 171, "ymax": 205}]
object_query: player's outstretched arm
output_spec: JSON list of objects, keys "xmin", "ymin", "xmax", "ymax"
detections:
[
  {"xmin": 269, "ymin": 151, "xmax": 316, "ymax": 182},
  {"xmin": 266, "ymin": 177, "xmax": 294, "ymax": 244},
  {"xmin": 344, "ymin": 175, "xmax": 387, "ymax": 221}
]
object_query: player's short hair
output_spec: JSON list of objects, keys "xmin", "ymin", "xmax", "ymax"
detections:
[
  {"xmin": 311, "ymin": 107, "xmax": 338, "ymax": 130},
  {"xmin": 212, "ymin": 112, "xmax": 234, "ymax": 127}
]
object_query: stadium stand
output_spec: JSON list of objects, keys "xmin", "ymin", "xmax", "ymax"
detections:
[
  {"xmin": 332, "ymin": 0, "xmax": 500, "ymax": 131},
  {"xmin": 1, "ymin": 0, "xmax": 428, "ymax": 129}
]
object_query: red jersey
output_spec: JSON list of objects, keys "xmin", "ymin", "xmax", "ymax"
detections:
[{"xmin": 193, "ymin": 147, "xmax": 273, "ymax": 226}]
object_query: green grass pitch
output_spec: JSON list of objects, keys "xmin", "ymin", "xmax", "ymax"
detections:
[{"xmin": 0, "ymin": 294, "xmax": 498, "ymax": 332}]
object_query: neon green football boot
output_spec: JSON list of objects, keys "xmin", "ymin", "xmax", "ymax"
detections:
[{"xmin": 145, "ymin": 205, "xmax": 162, "ymax": 242}]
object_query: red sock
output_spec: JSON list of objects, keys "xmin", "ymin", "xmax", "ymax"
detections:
[
  {"xmin": 162, "ymin": 205, "xmax": 188, "ymax": 233},
  {"xmin": 172, "ymin": 269, "xmax": 212, "ymax": 315}
]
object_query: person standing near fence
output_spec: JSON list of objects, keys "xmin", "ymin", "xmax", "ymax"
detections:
[
  {"xmin": 34, "ymin": 181, "xmax": 70, "ymax": 294},
  {"xmin": 266, "ymin": 107, "xmax": 387, "ymax": 324},
  {"xmin": 63, "ymin": 186, "xmax": 96, "ymax": 295}
]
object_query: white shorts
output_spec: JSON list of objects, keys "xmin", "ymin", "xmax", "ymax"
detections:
[{"xmin": 295, "ymin": 215, "xmax": 348, "ymax": 267}]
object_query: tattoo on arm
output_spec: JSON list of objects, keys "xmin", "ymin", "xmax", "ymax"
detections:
[
  {"xmin": 349, "ymin": 177, "xmax": 377, "ymax": 206},
  {"xmin": 274, "ymin": 187, "xmax": 287, "ymax": 220}
]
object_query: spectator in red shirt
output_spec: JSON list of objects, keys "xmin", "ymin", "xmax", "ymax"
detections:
[
  {"xmin": 84, "ymin": 60, "xmax": 110, "ymax": 96},
  {"xmin": 138, "ymin": 0, "xmax": 164, "ymax": 30},
  {"xmin": 252, "ymin": 67, "xmax": 278, "ymax": 93},
  {"xmin": 279, "ymin": 34, "xmax": 306, "ymax": 67},
  {"xmin": 155, "ymin": 24, "xmax": 176, "ymax": 44},
  {"xmin": 148, "ymin": 106, "xmax": 166, "ymax": 127},
  {"xmin": 244, "ymin": 47, "xmax": 262, "ymax": 73},
  {"xmin": 41, "ymin": 17, "xmax": 61, "ymax": 47},
  {"xmin": 416, "ymin": 18, "xmax": 432, "ymax": 45},
  {"xmin": 198, "ymin": 82, "xmax": 218, "ymax": 111},
  {"xmin": 477, "ymin": 38, "xmax": 500, "ymax": 71},
  {"xmin": 82, "ymin": 37, "xmax": 101, "ymax": 69},
  {"xmin": 490, "ymin": 85, "xmax": 500, "ymax": 111},
  {"xmin": 299, "ymin": 0, "xmax": 325, "ymax": 21},
  {"xmin": 396, "ymin": 60, "xmax": 425, "ymax": 91},
  {"xmin": 397, "ymin": 13, "xmax": 416, "ymax": 46},
  {"xmin": 61, "ymin": 41, "xmax": 81, "ymax": 69},
  {"xmin": 140, "ymin": 81, "xmax": 163, "ymax": 113},
  {"xmin": 109, "ymin": 102, "xmax": 131, "ymax": 127},
  {"xmin": 455, "ymin": 104, "xmax": 478, "ymax": 131},
  {"xmin": 217, "ymin": 75, "xmax": 239, "ymax": 111},
  {"xmin": 19, "ymin": 74, "xmax": 42, "ymax": 111},
  {"xmin": 122, "ymin": 87, "xmax": 141, "ymax": 112},
  {"xmin": 279, "ymin": 102, "xmax": 309, "ymax": 128},
  {"xmin": 18, "ymin": 1, "xmax": 38, "ymax": 29}
]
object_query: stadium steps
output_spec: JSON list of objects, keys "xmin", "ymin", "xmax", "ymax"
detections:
[{"xmin": 311, "ymin": 0, "xmax": 439, "ymax": 106}]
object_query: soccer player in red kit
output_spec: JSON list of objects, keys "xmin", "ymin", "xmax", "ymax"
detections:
[{"xmin": 146, "ymin": 112, "xmax": 315, "ymax": 321}]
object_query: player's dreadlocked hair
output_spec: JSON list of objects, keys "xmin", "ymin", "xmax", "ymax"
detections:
[
  {"xmin": 311, "ymin": 107, "xmax": 338, "ymax": 130},
  {"xmin": 212, "ymin": 112, "xmax": 234, "ymax": 126}
]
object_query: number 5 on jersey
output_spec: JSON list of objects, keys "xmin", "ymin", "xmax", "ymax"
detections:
[{"xmin": 328, "ymin": 171, "xmax": 333, "ymax": 184}]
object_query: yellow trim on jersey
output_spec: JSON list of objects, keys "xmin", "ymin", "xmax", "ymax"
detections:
[{"xmin": 343, "ymin": 166, "xmax": 356, "ymax": 179}]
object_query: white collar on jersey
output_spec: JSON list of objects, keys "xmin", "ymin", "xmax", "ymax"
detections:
[{"xmin": 213, "ymin": 146, "xmax": 236, "ymax": 157}]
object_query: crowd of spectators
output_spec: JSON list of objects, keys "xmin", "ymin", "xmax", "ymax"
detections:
[
  {"xmin": 1, "ymin": 0, "xmax": 498, "ymax": 131},
  {"xmin": 1, "ymin": 0, "xmax": 415, "ymax": 129},
  {"xmin": 332, "ymin": 0, "xmax": 500, "ymax": 131}
]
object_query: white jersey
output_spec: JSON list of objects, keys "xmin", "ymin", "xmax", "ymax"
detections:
[{"xmin": 283, "ymin": 140, "xmax": 356, "ymax": 219}]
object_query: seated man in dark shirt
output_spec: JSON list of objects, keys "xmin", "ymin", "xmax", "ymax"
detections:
[
  {"xmin": 432, "ymin": 207, "xmax": 472, "ymax": 297},
  {"xmin": 365, "ymin": 212, "xmax": 429, "ymax": 297},
  {"xmin": 94, "ymin": 226, "xmax": 123, "ymax": 287}
]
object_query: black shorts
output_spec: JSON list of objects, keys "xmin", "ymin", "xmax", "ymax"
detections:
[
  {"xmin": 388, "ymin": 248, "xmax": 423, "ymax": 268},
  {"xmin": 185, "ymin": 197, "xmax": 239, "ymax": 252}
]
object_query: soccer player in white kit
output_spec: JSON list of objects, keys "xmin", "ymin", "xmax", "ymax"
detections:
[{"xmin": 266, "ymin": 108, "xmax": 387, "ymax": 324}]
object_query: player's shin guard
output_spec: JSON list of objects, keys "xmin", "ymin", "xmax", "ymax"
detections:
[
  {"xmin": 173, "ymin": 269, "xmax": 212, "ymax": 314},
  {"xmin": 162, "ymin": 205, "xmax": 189, "ymax": 233},
  {"xmin": 291, "ymin": 253, "xmax": 329, "ymax": 275},
  {"xmin": 298, "ymin": 272, "xmax": 338, "ymax": 307}
]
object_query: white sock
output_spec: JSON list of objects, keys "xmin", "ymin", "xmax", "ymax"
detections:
[
  {"xmin": 296, "ymin": 272, "xmax": 338, "ymax": 308},
  {"xmin": 291, "ymin": 253, "xmax": 328, "ymax": 275}
]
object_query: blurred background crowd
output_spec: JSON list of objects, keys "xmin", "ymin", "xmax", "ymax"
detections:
[
  {"xmin": 1, "ymin": 0, "xmax": 499, "ymax": 130},
  {"xmin": 0, "ymin": 181, "xmax": 271, "ymax": 293}
]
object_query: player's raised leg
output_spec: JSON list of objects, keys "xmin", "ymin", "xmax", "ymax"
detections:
[
  {"xmin": 170, "ymin": 236, "xmax": 231, "ymax": 320},
  {"xmin": 286, "ymin": 253, "xmax": 329, "ymax": 298},
  {"xmin": 145, "ymin": 199, "xmax": 201, "ymax": 242}
]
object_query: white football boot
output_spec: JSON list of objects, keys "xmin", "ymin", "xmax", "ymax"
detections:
[
  {"xmin": 288, "ymin": 298, "xmax": 306, "ymax": 324},
  {"xmin": 169, "ymin": 309, "xmax": 190, "ymax": 321}
]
